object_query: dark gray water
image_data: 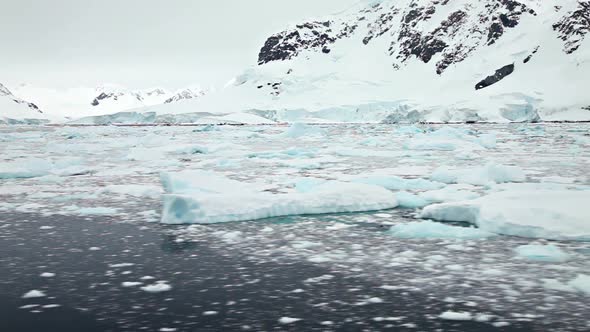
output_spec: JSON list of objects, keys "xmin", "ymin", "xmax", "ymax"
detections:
[{"xmin": 0, "ymin": 213, "xmax": 560, "ymax": 332}]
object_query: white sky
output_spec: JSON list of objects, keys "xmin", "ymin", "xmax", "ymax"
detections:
[{"xmin": 0, "ymin": 0, "xmax": 359, "ymax": 90}]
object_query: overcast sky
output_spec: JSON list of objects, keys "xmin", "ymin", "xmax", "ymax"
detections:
[{"xmin": 0, "ymin": 0, "xmax": 359, "ymax": 90}]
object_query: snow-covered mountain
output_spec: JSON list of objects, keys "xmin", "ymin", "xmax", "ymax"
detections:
[
  {"xmin": 164, "ymin": 88, "xmax": 207, "ymax": 104},
  {"xmin": 106, "ymin": 0, "xmax": 589, "ymax": 124},
  {"xmin": 0, "ymin": 83, "xmax": 47, "ymax": 124},
  {"xmin": 11, "ymin": 84, "xmax": 208, "ymax": 120}
]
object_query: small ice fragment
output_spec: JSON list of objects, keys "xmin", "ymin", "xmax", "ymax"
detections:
[
  {"xmin": 438, "ymin": 311, "xmax": 473, "ymax": 321},
  {"xmin": 109, "ymin": 263, "xmax": 135, "ymax": 268},
  {"xmin": 42, "ymin": 304, "xmax": 61, "ymax": 309},
  {"xmin": 389, "ymin": 221, "xmax": 494, "ymax": 240},
  {"xmin": 514, "ymin": 244, "xmax": 570, "ymax": 262},
  {"xmin": 122, "ymin": 282, "xmax": 143, "ymax": 287},
  {"xmin": 278, "ymin": 317, "xmax": 302, "ymax": 324},
  {"xmin": 22, "ymin": 290, "xmax": 46, "ymax": 299},
  {"xmin": 141, "ymin": 282, "xmax": 172, "ymax": 293},
  {"xmin": 367, "ymin": 297, "xmax": 384, "ymax": 304},
  {"xmin": 568, "ymin": 274, "xmax": 590, "ymax": 294},
  {"xmin": 19, "ymin": 304, "xmax": 39, "ymax": 309}
]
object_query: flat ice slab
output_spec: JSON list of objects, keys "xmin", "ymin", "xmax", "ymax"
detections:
[
  {"xmin": 160, "ymin": 171, "xmax": 398, "ymax": 224},
  {"xmin": 420, "ymin": 189, "xmax": 590, "ymax": 241}
]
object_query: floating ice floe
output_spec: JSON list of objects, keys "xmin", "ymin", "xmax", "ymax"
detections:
[
  {"xmin": 0, "ymin": 157, "xmax": 91, "ymax": 179},
  {"xmin": 101, "ymin": 184, "xmax": 162, "ymax": 198},
  {"xmin": 418, "ymin": 185, "xmax": 480, "ymax": 203},
  {"xmin": 389, "ymin": 221, "xmax": 496, "ymax": 240},
  {"xmin": 403, "ymin": 127, "xmax": 495, "ymax": 151},
  {"xmin": 281, "ymin": 123, "xmax": 324, "ymax": 138},
  {"xmin": 420, "ymin": 189, "xmax": 590, "ymax": 240},
  {"xmin": 160, "ymin": 171, "xmax": 397, "ymax": 224},
  {"xmin": 352, "ymin": 175, "xmax": 444, "ymax": 191},
  {"xmin": 568, "ymin": 274, "xmax": 590, "ymax": 295},
  {"xmin": 22, "ymin": 290, "xmax": 46, "ymax": 299},
  {"xmin": 430, "ymin": 162, "xmax": 526, "ymax": 185},
  {"xmin": 0, "ymin": 158, "xmax": 52, "ymax": 179},
  {"xmin": 514, "ymin": 244, "xmax": 571, "ymax": 262},
  {"xmin": 394, "ymin": 191, "xmax": 431, "ymax": 208}
]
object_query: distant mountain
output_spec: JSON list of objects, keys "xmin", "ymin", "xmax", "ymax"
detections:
[
  {"xmin": 12, "ymin": 84, "xmax": 207, "ymax": 119},
  {"xmin": 242, "ymin": 0, "xmax": 590, "ymax": 122},
  {"xmin": 164, "ymin": 88, "xmax": 207, "ymax": 104},
  {"xmin": 0, "ymin": 82, "xmax": 47, "ymax": 124},
  {"xmin": 118, "ymin": 0, "xmax": 589, "ymax": 125}
]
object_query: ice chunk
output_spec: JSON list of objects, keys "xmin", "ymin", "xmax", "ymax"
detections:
[
  {"xmin": 404, "ymin": 127, "xmax": 492, "ymax": 151},
  {"xmin": 76, "ymin": 207, "xmax": 119, "ymax": 215},
  {"xmin": 419, "ymin": 185, "xmax": 480, "ymax": 203},
  {"xmin": 430, "ymin": 163, "xmax": 525, "ymax": 185},
  {"xmin": 160, "ymin": 173, "xmax": 397, "ymax": 224},
  {"xmin": 568, "ymin": 274, "xmax": 590, "ymax": 295},
  {"xmin": 514, "ymin": 244, "xmax": 571, "ymax": 262},
  {"xmin": 395, "ymin": 191, "xmax": 431, "ymax": 208},
  {"xmin": 141, "ymin": 282, "xmax": 172, "ymax": 293},
  {"xmin": 281, "ymin": 123, "xmax": 324, "ymax": 138},
  {"xmin": 389, "ymin": 221, "xmax": 495, "ymax": 240},
  {"xmin": 420, "ymin": 189, "xmax": 590, "ymax": 240},
  {"xmin": 102, "ymin": 184, "xmax": 162, "ymax": 198},
  {"xmin": 278, "ymin": 317, "xmax": 302, "ymax": 324},
  {"xmin": 160, "ymin": 170, "xmax": 258, "ymax": 196},
  {"xmin": 22, "ymin": 290, "xmax": 46, "ymax": 299},
  {"xmin": 0, "ymin": 158, "xmax": 52, "ymax": 179},
  {"xmin": 438, "ymin": 311, "xmax": 473, "ymax": 321},
  {"xmin": 352, "ymin": 176, "xmax": 444, "ymax": 191}
]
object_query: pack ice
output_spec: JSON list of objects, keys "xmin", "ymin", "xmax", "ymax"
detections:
[
  {"xmin": 420, "ymin": 189, "xmax": 590, "ymax": 241},
  {"xmin": 160, "ymin": 170, "xmax": 398, "ymax": 224}
]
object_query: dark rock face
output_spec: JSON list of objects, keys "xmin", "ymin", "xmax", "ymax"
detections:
[
  {"xmin": 553, "ymin": 1, "xmax": 590, "ymax": 54},
  {"xmin": 91, "ymin": 92, "xmax": 142, "ymax": 107},
  {"xmin": 257, "ymin": 21, "xmax": 347, "ymax": 65},
  {"xmin": 523, "ymin": 46, "xmax": 540, "ymax": 63},
  {"xmin": 0, "ymin": 83, "xmax": 13, "ymax": 97},
  {"xmin": 475, "ymin": 64, "xmax": 515, "ymax": 90},
  {"xmin": 257, "ymin": 0, "xmax": 539, "ymax": 75}
]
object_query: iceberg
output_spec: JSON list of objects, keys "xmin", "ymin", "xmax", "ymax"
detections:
[
  {"xmin": 420, "ymin": 189, "xmax": 590, "ymax": 240},
  {"xmin": 160, "ymin": 171, "xmax": 397, "ymax": 224}
]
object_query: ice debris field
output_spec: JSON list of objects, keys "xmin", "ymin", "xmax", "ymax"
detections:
[{"xmin": 1, "ymin": 123, "xmax": 590, "ymax": 329}]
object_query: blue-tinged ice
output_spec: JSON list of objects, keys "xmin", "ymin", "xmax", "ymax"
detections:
[
  {"xmin": 160, "ymin": 171, "xmax": 398, "ymax": 224},
  {"xmin": 389, "ymin": 221, "xmax": 495, "ymax": 240},
  {"xmin": 514, "ymin": 244, "xmax": 571, "ymax": 262}
]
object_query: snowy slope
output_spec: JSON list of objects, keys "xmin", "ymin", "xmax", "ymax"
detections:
[
  {"xmin": 0, "ymin": 83, "xmax": 48, "ymax": 124},
  {"xmin": 110, "ymin": 0, "xmax": 590, "ymax": 124}
]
